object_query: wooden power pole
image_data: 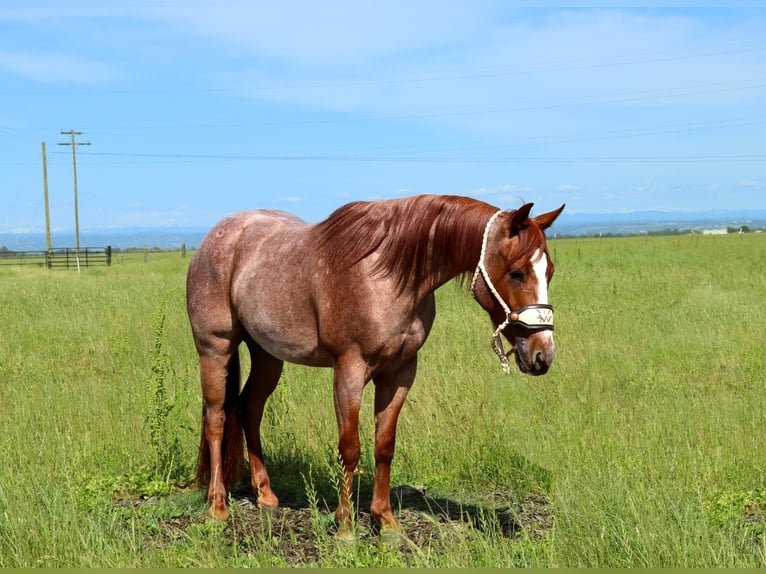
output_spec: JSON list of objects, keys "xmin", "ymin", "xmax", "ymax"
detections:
[
  {"xmin": 58, "ymin": 129, "xmax": 90, "ymax": 258},
  {"xmin": 41, "ymin": 142, "xmax": 52, "ymax": 254}
]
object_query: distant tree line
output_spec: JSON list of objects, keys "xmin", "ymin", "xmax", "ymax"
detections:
[{"xmin": 553, "ymin": 224, "xmax": 765, "ymax": 239}]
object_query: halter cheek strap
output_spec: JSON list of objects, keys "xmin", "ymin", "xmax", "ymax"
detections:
[{"xmin": 470, "ymin": 210, "xmax": 555, "ymax": 373}]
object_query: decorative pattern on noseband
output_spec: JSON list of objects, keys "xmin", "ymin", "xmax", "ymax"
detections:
[{"xmin": 470, "ymin": 210, "xmax": 555, "ymax": 373}]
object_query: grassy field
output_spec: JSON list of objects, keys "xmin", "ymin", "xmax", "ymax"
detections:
[{"xmin": 0, "ymin": 233, "xmax": 764, "ymax": 567}]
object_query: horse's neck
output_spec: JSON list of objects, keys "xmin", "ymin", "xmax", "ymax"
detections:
[{"xmin": 415, "ymin": 208, "xmax": 493, "ymax": 297}]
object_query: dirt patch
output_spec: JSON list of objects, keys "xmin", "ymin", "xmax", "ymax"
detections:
[
  {"xmin": 744, "ymin": 500, "xmax": 766, "ymax": 523},
  {"xmin": 133, "ymin": 485, "xmax": 554, "ymax": 565}
]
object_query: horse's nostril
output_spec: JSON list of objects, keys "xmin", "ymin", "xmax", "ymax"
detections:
[{"xmin": 534, "ymin": 351, "xmax": 544, "ymax": 370}]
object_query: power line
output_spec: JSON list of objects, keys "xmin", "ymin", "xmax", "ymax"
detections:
[
  {"xmin": 2, "ymin": 71, "xmax": 764, "ymax": 138},
  {"xmin": 227, "ymin": 43, "xmax": 766, "ymax": 93},
  {"xmin": 5, "ymin": 76, "xmax": 763, "ymax": 137},
  {"xmin": 63, "ymin": 150, "xmax": 766, "ymax": 165}
]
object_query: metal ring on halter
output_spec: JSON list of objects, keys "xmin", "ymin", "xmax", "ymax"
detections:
[{"xmin": 470, "ymin": 211, "xmax": 555, "ymax": 373}]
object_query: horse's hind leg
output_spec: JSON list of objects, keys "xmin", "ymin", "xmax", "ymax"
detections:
[
  {"xmin": 240, "ymin": 339, "xmax": 283, "ymax": 508},
  {"xmin": 198, "ymin": 343, "xmax": 243, "ymax": 522}
]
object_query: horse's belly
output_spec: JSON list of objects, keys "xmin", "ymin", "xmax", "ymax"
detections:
[{"xmin": 245, "ymin": 321, "xmax": 333, "ymax": 367}]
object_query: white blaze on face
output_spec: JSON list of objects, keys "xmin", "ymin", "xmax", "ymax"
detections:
[
  {"xmin": 530, "ymin": 248, "xmax": 555, "ymax": 349},
  {"xmin": 531, "ymin": 249, "xmax": 549, "ymax": 304}
]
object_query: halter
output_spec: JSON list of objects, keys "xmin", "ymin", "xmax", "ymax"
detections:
[{"xmin": 470, "ymin": 210, "xmax": 555, "ymax": 373}]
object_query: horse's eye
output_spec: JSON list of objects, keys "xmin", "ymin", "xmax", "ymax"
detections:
[{"xmin": 509, "ymin": 270, "xmax": 525, "ymax": 282}]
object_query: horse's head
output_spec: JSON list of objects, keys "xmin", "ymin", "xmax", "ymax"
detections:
[{"xmin": 471, "ymin": 203, "xmax": 565, "ymax": 376}]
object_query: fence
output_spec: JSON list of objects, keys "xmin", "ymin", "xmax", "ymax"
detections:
[{"xmin": 0, "ymin": 246, "xmax": 112, "ymax": 269}]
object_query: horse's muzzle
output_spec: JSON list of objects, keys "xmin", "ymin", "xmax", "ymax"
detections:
[{"xmin": 513, "ymin": 333, "xmax": 556, "ymax": 376}]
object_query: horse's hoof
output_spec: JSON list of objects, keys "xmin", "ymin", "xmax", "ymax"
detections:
[
  {"xmin": 334, "ymin": 527, "xmax": 356, "ymax": 544},
  {"xmin": 257, "ymin": 492, "xmax": 279, "ymax": 509},
  {"xmin": 378, "ymin": 524, "xmax": 405, "ymax": 548},
  {"xmin": 205, "ymin": 506, "xmax": 230, "ymax": 522}
]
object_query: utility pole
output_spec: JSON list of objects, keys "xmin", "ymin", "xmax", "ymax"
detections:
[
  {"xmin": 41, "ymin": 142, "xmax": 52, "ymax": 254},
  {"xmin": 58, "ymin": 129, "xmax": 90, "ymax": 259}
]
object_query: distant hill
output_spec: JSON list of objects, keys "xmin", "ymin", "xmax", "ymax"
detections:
[{"xmin": 552, "ymin": 209, "xmax": 766, "ymax": 237}]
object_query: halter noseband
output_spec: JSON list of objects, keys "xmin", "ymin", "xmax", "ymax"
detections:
[{"xmin": 470, "ymin": 210, "xmax": 555, "ymax": 373}]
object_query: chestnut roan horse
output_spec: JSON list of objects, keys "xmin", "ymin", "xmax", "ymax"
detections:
[{"xmin": 186, "ymin": 194, "xmax": 564, "ymax": 535}]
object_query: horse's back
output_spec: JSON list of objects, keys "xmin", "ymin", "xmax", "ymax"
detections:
[
  {"xmin": 198, "ymin": 210, "xmax": 305, "ymax": 250},
  {"xmin": 194, "ymin": 208, "xmax": 306, "ymax": 261}
]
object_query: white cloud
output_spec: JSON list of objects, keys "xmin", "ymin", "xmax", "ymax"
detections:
[
  {"xmin": 470, "ymin": 184, "xmax": 517, "ymax": 196},
  {"xmin": 738, "ymin": 178, "xmax": 761, "ymax": 188},
  {"xmin": 0, "ymin": 49, "xmax": 123, "ymax": 85},
  {"xmin": 6, "ymin": 225, "xmax": 38, "ymax": 234},
  {"xmin": 498, "ymin": 195, "xmax": 528, "ymax": 208},
  {"xmin": 138, "ymin": 1, "xmax": 489, "ymax": 69}
]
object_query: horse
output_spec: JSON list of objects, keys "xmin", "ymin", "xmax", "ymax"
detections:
[{"xmin": 186, "ymin": 194, "xmax": 564, "ymax": 536}]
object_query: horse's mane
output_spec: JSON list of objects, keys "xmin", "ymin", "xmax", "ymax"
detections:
[{"xmin": 313, "ymin": 195, "xmax": 507, "ymax": 290}]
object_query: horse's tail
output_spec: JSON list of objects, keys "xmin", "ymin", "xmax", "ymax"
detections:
[{"xmin": 196, "ymin": 347, "xmax": 244, "ymax": 489}]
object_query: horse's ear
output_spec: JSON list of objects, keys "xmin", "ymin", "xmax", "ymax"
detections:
[
  {"xmin": 508, "ymin": 203, "xmax": 534, "ymax": 236},
  {"xmin": 534, "ymin": 204, "xmax": 566, "ymax": 230}
]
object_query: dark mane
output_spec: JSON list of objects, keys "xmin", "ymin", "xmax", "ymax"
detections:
[{"xmin": 313, "ymin": 195, "xmax": 498, "ymax": 290}]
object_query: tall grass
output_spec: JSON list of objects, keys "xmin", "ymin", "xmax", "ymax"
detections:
[{"xmin": 0, "ymin": 234, "xmax": 763, "ymax": 566}]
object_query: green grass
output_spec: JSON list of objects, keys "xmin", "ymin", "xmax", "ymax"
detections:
[{"xmin": 0, "ymin": 234, "xmax": 764, "ymax": 567}]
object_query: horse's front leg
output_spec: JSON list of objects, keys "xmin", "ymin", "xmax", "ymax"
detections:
[
  {"xmin": 332, "ymin": 355, "xmax": 368, "ymax": 537},
  {"xmin": 370, "ymin": 356, "xmax": 416, "ymax": 533}
]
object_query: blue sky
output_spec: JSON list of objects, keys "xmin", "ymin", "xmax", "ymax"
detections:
[{"xmin": 1, "ymin": 2, "xmax": 765, "ymax": 234}]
